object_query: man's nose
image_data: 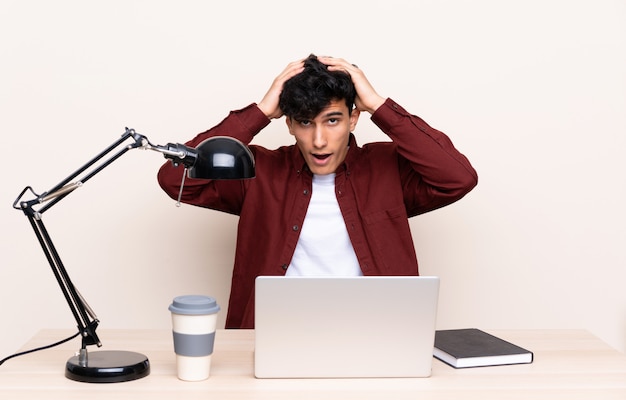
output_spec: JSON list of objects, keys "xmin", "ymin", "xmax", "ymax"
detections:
[{"xmin": 313, "ymin": 127, "xmax": 327, "ymax": 148}]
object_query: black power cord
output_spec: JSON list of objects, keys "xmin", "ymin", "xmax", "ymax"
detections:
[{"xmin": 0, "ymin": 331, "xmax": 80, "ymax": 366}]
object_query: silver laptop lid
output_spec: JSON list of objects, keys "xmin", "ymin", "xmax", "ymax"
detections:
[{"xmin": 254, "ymin": 276, "xmax": 440, "ymax": 378}]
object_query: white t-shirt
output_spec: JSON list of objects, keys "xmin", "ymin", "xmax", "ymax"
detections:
[{"xmin": 286, "ymin": 173, "xmax": 363, "ymax": 276}]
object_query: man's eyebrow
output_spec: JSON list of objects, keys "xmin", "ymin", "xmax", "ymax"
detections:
[{"xmin": 323, "ymin": 111, "xmax": 345, "ymax": 118}]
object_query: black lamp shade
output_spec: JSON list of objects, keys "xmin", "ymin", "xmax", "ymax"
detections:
[{"xmin": 188, "ymin": 136, "xmax": 255, "ymax": 180}]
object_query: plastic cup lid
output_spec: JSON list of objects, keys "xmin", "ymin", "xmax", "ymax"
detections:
[{"xmin": 168, "ymin": 295, "xmax": 221, "ymax": 315}]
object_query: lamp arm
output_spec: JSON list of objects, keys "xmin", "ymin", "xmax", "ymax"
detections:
[
  {"xmin": 23, "ymin": 211, "xmax": 102, "ymax": 349},
  {"xmin": 12, "ymin": 127, "xmax": 194, "ymax": 352}
]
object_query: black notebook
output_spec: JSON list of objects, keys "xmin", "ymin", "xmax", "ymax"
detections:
[{"xmin": 433, "ymin": 328, "xmax": 533, "ymax": 368}]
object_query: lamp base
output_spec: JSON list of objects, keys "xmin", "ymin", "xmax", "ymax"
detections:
[{"xmin": 65, "ymin": 350, "xmax": 150, "ymax": 383}]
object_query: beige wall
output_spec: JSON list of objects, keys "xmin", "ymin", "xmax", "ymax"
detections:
[{"xmin": 1, "ymin": 0, "xmax": 625, "ymax": 360}]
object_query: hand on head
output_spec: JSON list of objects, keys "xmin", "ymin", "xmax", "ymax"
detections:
[
  {"xmin": 258, "ymin": 55, "xmax": 385, "ymax": 120},
  {"xmin": 316, "ymin": 56, "xmax": 385, "ymax": 114},
  {"xmin": 257, "ymin": 58, "xmax": 305, "ymax": 120}
]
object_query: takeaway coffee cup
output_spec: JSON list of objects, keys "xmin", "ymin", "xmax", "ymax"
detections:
[{"xmin": 168, "ymin": 295, "xmax": 221, "ymax": 381}]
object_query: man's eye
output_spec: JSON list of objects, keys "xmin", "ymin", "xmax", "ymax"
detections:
[
  {"xmin": 298, "ymin": 120, "xmax": 311, "ymax": 126},
  {"xmin": 328, "ymin": 118, "xmax": 338, "ymax": 124}
]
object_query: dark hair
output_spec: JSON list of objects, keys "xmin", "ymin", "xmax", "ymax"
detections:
[{"xmin": 279, "ymin": 54, "xmax": 356, "ymax": 119}]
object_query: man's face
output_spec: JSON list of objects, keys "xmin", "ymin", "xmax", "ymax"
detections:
[{"xmin": 286, "ymin": 99, "xmax": 360, "ymax": 175}]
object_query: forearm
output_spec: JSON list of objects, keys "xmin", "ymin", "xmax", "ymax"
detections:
[
  {"xmin": 180, "ymin": 103, "xmax": 270, "ymax": 148},
  {"xmin": 157, "ymin": 104, "xmax": 270, "ymax": 207},
  {"xmin": 372, "ymin": 98, "xmax": 478, "ymax": 206}
]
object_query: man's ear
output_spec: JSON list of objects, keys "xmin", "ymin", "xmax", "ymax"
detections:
[
  {"xmin": 285, "ymin": 117, "xmax": 295, "ymax": 136},
  {"xmin": 349, "ymin": 109, "xmax": 360, "ymax": 132}
]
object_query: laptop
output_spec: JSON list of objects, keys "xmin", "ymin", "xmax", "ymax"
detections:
[{"xmin": 254, "ymin": 276, "xmax": 440, "ymax": 378}]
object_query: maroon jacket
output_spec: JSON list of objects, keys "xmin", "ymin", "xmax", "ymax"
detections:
[{"xmin": 157, "ymin": 98, "xmax": 477, "ymax": 328}]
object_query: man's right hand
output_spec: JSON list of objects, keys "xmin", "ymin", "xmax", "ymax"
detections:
[{"xmin": 257, "ymin": 58, "xmax": 305, "ymax": 120}]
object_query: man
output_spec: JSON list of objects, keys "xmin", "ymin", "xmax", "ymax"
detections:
[{"xmin": 157, "ymin": 55, "xmax": 478, "ymax": 328}]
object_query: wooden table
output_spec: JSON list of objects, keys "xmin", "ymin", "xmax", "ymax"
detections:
[{"xmin": 1, "ymin": 329, "xmax": 625, "ymax": 399}]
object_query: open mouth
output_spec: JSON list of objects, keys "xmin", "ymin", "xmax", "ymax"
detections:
[{"xmin": 312, "ymin": 154, "xmax": 331, "ymax": 160}]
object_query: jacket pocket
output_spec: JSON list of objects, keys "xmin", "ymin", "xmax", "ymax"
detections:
[
  {"xmin": 363, "ymin": 205, "xmax": 406, "ymax": 225},
  {"xmin": 362, "ymin": 205, "xmax": 416, "ymax": 274}
]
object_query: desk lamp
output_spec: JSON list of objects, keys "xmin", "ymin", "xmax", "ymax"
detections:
[{"xmin": 12, "ymin": 128, "xmax": 254, "ymax": 383}]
